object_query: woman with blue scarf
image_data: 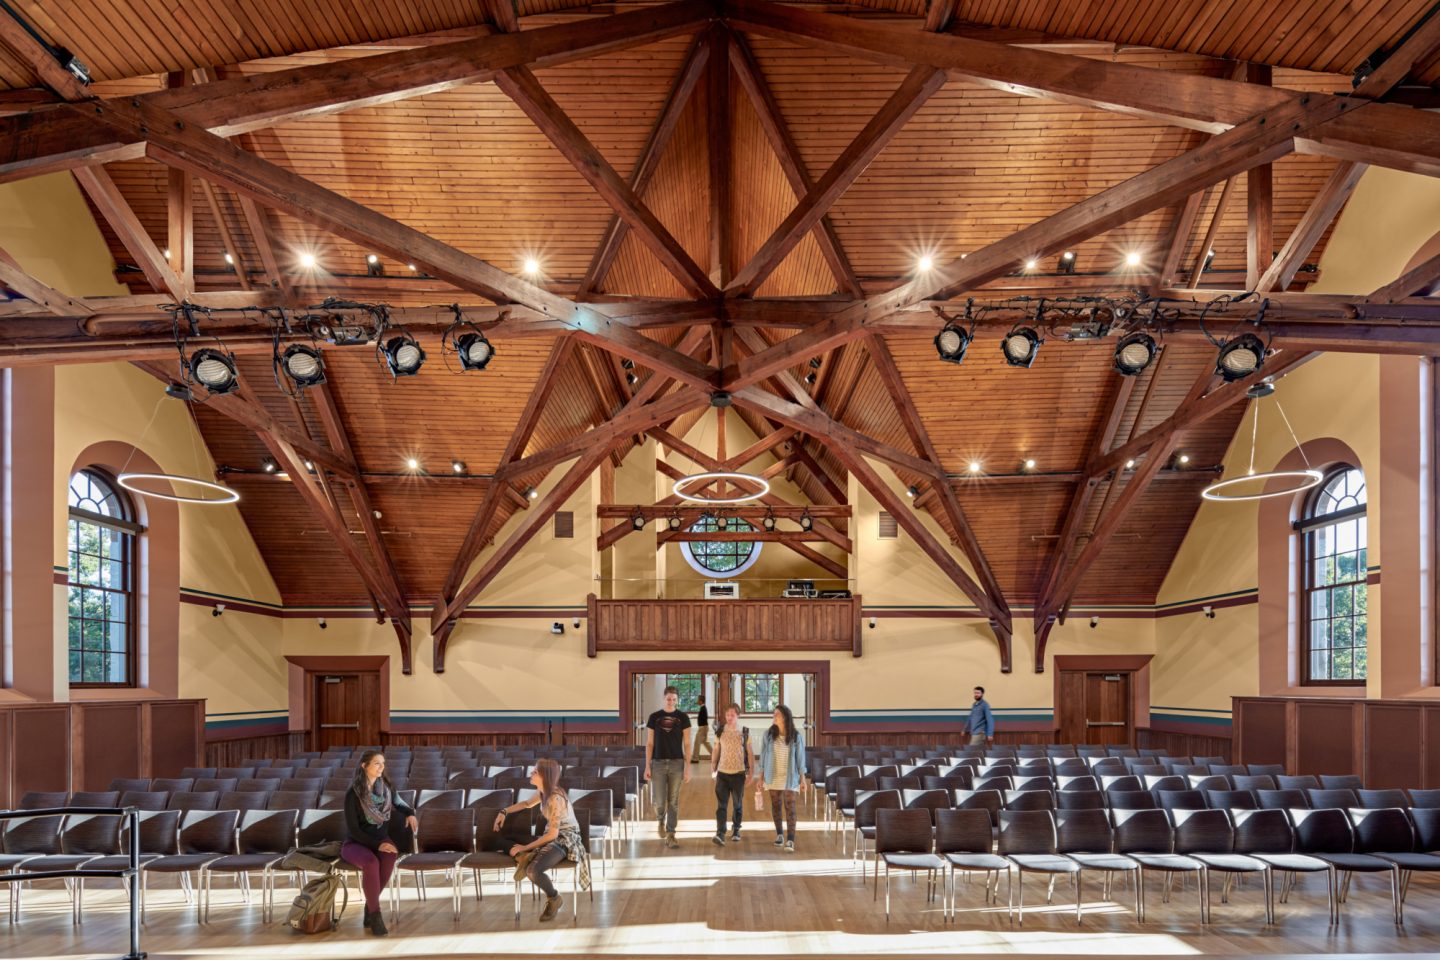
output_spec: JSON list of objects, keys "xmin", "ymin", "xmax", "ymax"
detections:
[{"xmin": 342, "ymin": 750, "xmax": 417, "ymax": 935}]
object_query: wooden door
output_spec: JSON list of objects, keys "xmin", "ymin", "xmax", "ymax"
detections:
[
  {"xmin": 1055, "ymin": 670, "xmax": 1132, "ymax": 745},
  {"xmin": 314, "ymin": 673, "xmax": 380, "ymax": 750},
  {"xmin": 1084, "ymin": 672, "xmax": 1131, "ymax": 745}
]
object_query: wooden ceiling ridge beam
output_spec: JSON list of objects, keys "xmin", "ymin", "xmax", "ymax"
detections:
[
  {"xmin": 727, "ymin": 31, "xmax": 861, "ymax": 297},
  {"xmin": 580, "ymin": 32, "xmax": 711, "ymax": 294},
  {"xmin": 0, "ymin": 1, "xmax": 717, "ymax": 184},
  {"xmin": 718, "ymin": 0, "xmax": 1440, "ymax": 177},
  {"xmin": 865, "ymin": 334, "xmax": 1011, "ymax": 626},
  {"xmin": 708, "ymin": 25, "xmax": 731, "ymax": 289},
  {"xmin": 494, "ymin": 65, "xmax": 719, "ymax": 299},
  {"xmin": 724, "ymin": 63, "xmax": 946, "ymax": 296}
]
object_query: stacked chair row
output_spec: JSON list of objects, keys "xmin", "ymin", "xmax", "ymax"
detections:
[{"xmin": 864, "ymin": 804, "xmax": 1440, "ymax": 925}]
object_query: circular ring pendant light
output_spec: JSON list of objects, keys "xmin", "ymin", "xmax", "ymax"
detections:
[
  {"xmin": 118, "ymin": 472, "xmax": 240, "ymax": 505},
  {"xmin": 671, "ymin": 472, "xmax": 771, "ymax": 505},
  {"xmin": 1201, "ymin": 469, "xmax": 1323, "ymax": 502},
  {"xmin": 1200, "ymin": 378, "xmax": 1321, "ymax": 503}
]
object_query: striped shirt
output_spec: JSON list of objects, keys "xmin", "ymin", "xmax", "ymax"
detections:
[{"xmin": 767, "ymin": 735, "xmax": 790, "ymax": 791}]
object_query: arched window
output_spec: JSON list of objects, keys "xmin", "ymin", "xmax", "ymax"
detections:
[
  {"xmin": 67, "ymin": 468, "xmax": 142, "ymax": 687},
  {"xmin": 1298, "ymin": 465, "xmax": 1367, "ymax": 685},
  {"xmin": 679, "ymin": 514, "xmax": 763, "ymax": 578}
]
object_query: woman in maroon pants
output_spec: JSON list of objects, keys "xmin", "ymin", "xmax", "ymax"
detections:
[{"xmin": 342, "ymin": 750, "xmax": 417, "ymax": 935}]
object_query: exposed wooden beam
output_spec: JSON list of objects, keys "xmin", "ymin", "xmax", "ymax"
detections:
[
  {"xmin": 1370, "ymin": 250, "xmax": 1440, "ymax": 302},
  {"xmin": 721, "ymin": 0, "xmax": 1440, "ymax": 177},
  {"xmin": 580, "ymin": 34, "xmax": 710, "ymax": 294},
  {"xmin": 235, "ymin": 193, "xmax": 291, "ymax": 299},
  {"xmin": 923, "ymin": 0, "xmax": 960, "ymax": 33},
  {"xmin": 0, "ymin": 1, "xmax": 714, "ymax": 182},
  {"xmin": 658, "ymin": 530, "xmax": 828, "ymax": 543},
  {"xmin": 1157, "ymin": 188, "xmax": 1206, "ymax": 288},
  {"xmin": 1244, "ymin": 64, "xmax": 1274, "ymax": 290},
  {"xmin": 195, "ymin": 178, "xmax": 253, "ymax": 291},
  {"xmin": 866, "ymin": 334, "xmax": 1011, "ymax": 627},
  {"xmin": 494, "ymin": 66, "xmax": 719, "ymax": 299},
  {"xmin": 0, "ymin": 11, "xmax": 90, "ymax": 101},
  {"xmin": 1256, "ymin": 161, "xmax": 1366, "ymax": 293},
  {"xmin": 1187, "ymin": 175, "xmax": 1238, "ymax": 288},
  {"xmin": 707, "ymin": 25, "xmax": 732, "ymax": 288},
  {"xmin": 728, "ymin": 32, "xmax": 861, "ymax": 297},
  {"xmin": 0, "ymin": 251, "xmax": 93, "ymax": 316},
  {"xmin": 73, "ymin": 166, "xmax": 188, "ymax": 301},
  {"xmin": 726, "ymin": 65, "xmax": 946, "ymax": 296},
  {"xmin": 1352, "ymin": 6, "xmax": 1440, "ymax": 98},
  {"xmin": 599, "ymin": 503, "xmax": 850, "ymax": 519}
]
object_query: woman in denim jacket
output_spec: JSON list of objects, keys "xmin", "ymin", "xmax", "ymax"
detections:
[{"xmin": 757, "ymin": 704, "xmax": 806, "ymax": 852}]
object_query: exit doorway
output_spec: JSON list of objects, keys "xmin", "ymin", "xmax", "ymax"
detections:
[
  {"xmin": 1053, "ymin": 654, "xmax": 1151, "ymax": 746},
  {"xmin": 629, "ymin": 667, "xmax": 818, "ymax": 747}
]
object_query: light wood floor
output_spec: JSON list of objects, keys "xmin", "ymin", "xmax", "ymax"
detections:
[{"xmin": 6, "ymin": 772, "xmax": 1440, "ymax": 959}]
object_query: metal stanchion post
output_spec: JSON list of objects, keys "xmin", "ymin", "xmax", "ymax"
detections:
[{"xmin": 125, "ymin": 807, "xmax": 147, "ymax": 960}]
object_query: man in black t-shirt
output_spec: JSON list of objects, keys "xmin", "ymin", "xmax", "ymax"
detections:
[
  {"xmin": 645, "ymin": 685, "xmax": 691, "ymax": 847},
  {"xmin": 693, "ymin": 695, "xmax": 710, "ymax": 763}
]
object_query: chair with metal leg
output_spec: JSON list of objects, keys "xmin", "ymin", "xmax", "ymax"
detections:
[
  {"xmin": 200, "ymin": 808, "xmax": 298, "ymax": 923},
  {"xmin": 139, "ymin": 809, "xmax": 238, "ymax": 921},
  {"xmin": 874, "ymin": 808, "xmax": 945, "ymax": 923},
  {"xmin": 935, "ymin": 808, "xmax": 1007, "ymax": 920},
  {"xmin": 998, "ymin": 809, "xmax": 1078, "ymax": 925},
  {"xmin": 1176, "ymin": 808, "xmax": 1270, "ymax": 923},
  {"xmin": 13, "ymin": 813, "xmax": 121, "ymax": 924},
  {"xmin": 393, "ymin": 807, "xmax": 473, "ymax": 921},
  {"xmin": 1112, "ymin": 808, "xmax": 1206, "ymax": 923},
  {"xmin": 1058, "ymin": 807, "xmax": 1137, "ymax": 921}
]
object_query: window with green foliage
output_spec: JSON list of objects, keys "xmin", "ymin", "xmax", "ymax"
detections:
[
  {"xmin": 67, "ymin": 469, "xmax": 140, "ymax": 687},
  {"xmin": 665, "ymin": 674, "xmax": 703, "ymax": 712},
  {"xmin": 680, "ymin": 513, "xmax": 761, "ymax": 577},
  {"xmin": 742, "ymin": 674, "xmax": 781, "ymax": 715},
  {"xmin": 1300, "ymin": 466, "xmax": 1367, "ymax": 685}
]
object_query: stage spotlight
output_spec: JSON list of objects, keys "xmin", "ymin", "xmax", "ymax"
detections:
[
  {"xmin": 799, "ymin": 511, "xmax": 813, "ymax": 532},
  {"xmin": 631, "ymin": 511, "xmax": 646, "ymax": 531},
  {"xmin": 382, "ymin": 333, "xmax": 426, "ymax": 377},
  {"xmin": 1203, "ymin": 249, "xmax": 1216, "ymax": 272},
  {"xmin": 188, "ymin": 347, "xmax": 239, "ymax": 395},
  {"xmin": 1113, "ymin": 332, "xmax": 1158, "ymax": 377},
  {"xmin": 761, "ymin": 510, "xmax": 776, "ymax": 532},
  {"xmin": 366, "ymin": 254, "xmax": 384, "ymax": 277},
  {"xmin": 456, "ymin": 331, "xmax": 495, "ymax": 371},
  {"xmin": 805, "ymin": 371, "xmax": 817, "ymax": 385},
  {"xmin": 934, "ymin": 322, "xmax": 972, "ymax": 365},
  {"xmin": 279, "ymin": 344, "xmax": 326, "ymax": 389},
  {"xmin": 1024, "ymin": 258, "xmax": 1038, "ymax": 271},
  {"xmin": 668, "ymin": 513, "xmax": 683, "ymax": 531},
  {"xmin": 968, "ymin": 461, "xmax": 982, "ymax": 474},
  {"xmin": 523, "ymin": 257, "xmax": 541, "ymax": 276},
  {"xmin": 1001, "ymin": 326, "xmax": 1043, "ymax": 368},
  {"xmin": 717, "ymin": 514, "xmax": 729, "ymax": 530},
  {"xmin": 1215, "ymin": 333, "xmax": 1266, "ymax": 382},
  {"xmin": 1058, "ymin": 251, "xmax": 1076, "ymax": 274}
]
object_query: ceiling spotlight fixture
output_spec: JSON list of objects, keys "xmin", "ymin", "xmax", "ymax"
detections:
[
  {"xmin": 1001, "ymin": 325, "xmax": 1043, "ymax": 368},
  {"xmin": 934, "ymin": 301, "xmax": 976, "ymax": 365},
  {"xmin": 668, "ymin": 512, "xmax": 683, "ymax": 531},
  {"xmin": 1059, "ymin": 251, "xmax": 1076, "ymax": 274},
  {"xmin": 440, "ymin": 305, "xmax": 496, "ymax": 373},
  {"xmin": 163, "ymin": 248, "xmax": 172, "ymax": 260},
  {"xmin": 524, "ymin": 487, "xmax": 539, "ymax": 501},
  {"xmin": 1124, "ymin": 251, "xmax": 1143, "ymax": 268},
  {"xmin": 1214, "ymin": 331, "xmax": 1267, "ymax": 382},
  {"xmin": 1203, "ymin": 249, "xmax": 1217, "ymax": 271},
  {"xmin": 1113, "ymin": 332, "xmax": 1158, "ymax": 377},
  {"xmin": 1023, "ymin": 458, "xmax": 1037, "ymax": 471},
  {"xmin": 366, "ymin": 253, "xmax": 384, "ymax": 277},
  {"xmin": 298, "ymin": 251, "xmax": 318, "ymax": 270},
  {"xmin": 407, "ymin": 263, "xmax": 418, "ymax": 272},
  {"xmin": 223, "ymin": 252, "xmax": 235, "ymax": 266},
  {"xmin": 303, "ymin": 460, "xmax": 315, "ymax": 472},
  {"xmin": 406, "ymin": 457, "xmax": 421, "ymax": 471},
  {"xmin": 804, "ymin": 371, "xmax": 817, "ymax": 385},
  {"xmin": 626, "ymin": 372, "xmax": 639, "ymax": 385},
  {"xmin": 717, "ymin": 514, "xmax": 729, "ymax": 530},
  {"xmin": 262, "ymin": 458, "xmax": 278, "ymax": 474},
  {"xmin": 917, "ymin": 254, "xmax": 934, "ymax": 272},
  {"xmin": 631, "ymin": 510, "xmax": 646, "ymax": 531},
  {"xmin": 1024, "ymin": 258, "xmax": 1038, "ymax": 271},
  {"xmin": 620, "ymin": 358, "xmax": 635, "ymax": 370},
  {"xmin": 906, "ymin": 485, "xmax": 919, "ymax": 498},
  {"xmin": 1178, "ymin": 454, "xmax": 1191, "ymax": 465},
  {"xmin": 522, "ymin": 257, "xmax": 541, "ymax": 276},
  {"xmin": 451, "ymin": 460, "xmax": 466, "ymax": 474},
  {"xmin": 761, "ymin": 509, "xmax": 776, "ymax": 532},
  {"xmin": 277, "ymin": 343, "xmax": 326, "ymax": 391},
  {"xmin": 381, "ymin": 331, "xmax": 426, "ymax": 378},
  {"xmin": 968, "ymin": 461, "xmax": 982, "ymax": 474},
  {"xmin": 187, "ymin": 347, "xmax": 240, "ymax": 395},
  {"xmin": 1124, "ymin": 459, "xmax": 1136, "ymax": 470},
  {"xmin": 798, "ymin": 510, "xmax": 813, "ymax": 532}
]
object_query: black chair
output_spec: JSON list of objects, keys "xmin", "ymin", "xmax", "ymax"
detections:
[
  {"xmin": 1156, "ymin": 790, "xmax": 1206, "ymax": 811},
  {"xmin": 193, "ymin": 778, "xmax": 238, "ymax": 795},
  {"xmin": 1112, "ymin": 808, "xmax": 1206, "ymax": 923},
  {"xmin": 216, "ymin": 767, "xmax": 256, "ymax": 780},
  {"xmin": 952, "ymin": 789, "xmax": 1003, "ymax": 830},
  {"xmin": 107, "ymin": 778, "xmax": 151, "ymax": 794},
  {"xmin": 1306, "ymin": 788, "xmax": 1358, "ymax": 809},
  {"xmin": 999, "ymin": 810, "xmax": 1079, "ymax": 924},
  {"xmin": 14, "ymin": 812, "xmax": 123, "ymax": 924},
  {"xmin": 1186, "ymin": 775, "xmax": 1230, "ymax": 793},
  {"xmin": 201, "ymin": 809, "xmax": 298, "ymax": 922},
  {"xmin": 1056, "ymin": 790, "xmax": 1104, "ymax": 811},
  {"xmin": 902, "ymin": 788, "xmax": 952, "ymax": 824},
  {"xmin": 1174, "ymin": 808, "xmax": 1270, "ymax": 923},
  {"xmin": 168, "ymin": 791, "xmax": 220, "ymax": 811},
  {"xmin": 266, "ymin": 791, "xmax": 318, "ymax": 811},
  {"xmin": 1004, "ymin": 790, "xmax": 1055, "ymax": 812},
  {"xmin": 459, "ymin": 806, "xmax": 526, "ymax": 901},
  {"xmin": 118, "ymin": 791, "xmax": 169, "ymax": 811},
  {"xmin": 1240, "ymin": 809, "xmax": 1334, "ymax": 923},
  {"xmin": 1209, "ymin": 764, "xmax": 1248, "ymax": 777},
  {"xmin": 1057, "ymin": 775, "xmax": 1099, "ymax": 792},
  {"xmin": 1320, "ymin": 774, "xmax": 1363, "ymax": 791},
  {"xmin": 936, "ymin": 808, "xmax": 1007, "ymax": 918},
  {"xmin": 1100, "ymin": 775, "xmax": 1141, "ymax": 793},
  {"xmin": 217, "ymin": 791, "xmax": 270, "ymax": 811},
  {"xmin": 1347, "ymin": 807, "xmax": 1427, "ymax": 925},
  {"xmin": 1276, "ymin": 775, "xmax": 1320, "ymax": 791},
  {"xmin": 394, "ymin": 807, "xmax": 473, "ymax": 920},
  {"xmin": 1285, "ymin": 808, "xmax": 1360, "ymax": 924},
  {"xmin": 1107, "ymin": 789, "xmax": 1156, "ymax": 810},
  {"xmin": 1356, "ymin": 789, "xmax": 1408, "ymax": 809},
  {"xmin": 1407, "ymin": 788, "xmax": 1440, "ymax": 808},
  {"xmin": 68, "ymin": 791, "xmax": 120, "ymax": 807},
  {"xmin": 140, "ymin": 809, "xmax": 240, "ymax": 921},
  {"xmin": 416, "ymin": 789, "xmax": 465, "ymax": 810},
  {"xmin": 874, "ymin": 808, "xmax": 945, "ymax": 922},
  {"xmin": 1058, "ymin": 807, "xmax": 1137, "ymax": 919},
  {"xmin": 1257, "ymin": 789, "xmax": 1309, "ymax": 810},
  {"xmin": 1207, "ymin": 789, "xmax": 1257, "ymax": 810},
  {"xmin": 853, "ymin": 789, "xmax": 903, "ymax": 878},
  {"xmin": 1247, "ymin": 764, "xmax": 1285, "ymax": 776},
  {"xmin": 1232, "ymin": 774, "xmax": 1276, "ymax": 792},
  {"xmin": 151, "ymin": 778, "xmax": 195, "ymax": 794}
]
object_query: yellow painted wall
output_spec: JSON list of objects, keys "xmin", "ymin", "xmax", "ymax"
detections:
[
  {"xmin": 0, "ymin": 173, "xmax": 128, "ymax": 298},
  {"xmin": 1152, "ymin": 165, "xmax": 1440, "ymax": 713}
]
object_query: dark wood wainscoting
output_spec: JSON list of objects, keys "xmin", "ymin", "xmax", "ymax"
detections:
[
  {"xmin": 812, "ymin": 730, "xmax": 1056, "ymax": 749},
  {"xmin": 382, "ymin": 732, "xmax": 550, "ymax": 749},
  {"xmin": 1136, "ymin": 727, "xmax": 1233, "ymax": 762},
  {"xmin": 205, "ymin": 731, "xmax": 306, "ymax": 767},
  {"xmin": 588, "ymin": 595, "xmax": 862, "ymax": 656},
  {"xmin": 1233, "ymin": 695, "xmax": 1440, "ymax": 787},
  {"xmin": 1, "ymin": 699, "xmax": 205, "ymax": 802}
]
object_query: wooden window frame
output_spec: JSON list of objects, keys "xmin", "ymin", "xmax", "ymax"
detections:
[
  {"xmin": 739, "ymin": 672, "xmax": 784, "ymax": 716},
  {"xmin": 66, "ymin": 468, "xmax": 143, "ymax": 689},
  {"xmin": 1296, "ymin": 466, "xmax": 1367, "ymax": 688}
]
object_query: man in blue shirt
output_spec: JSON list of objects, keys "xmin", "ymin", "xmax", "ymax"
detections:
[{"xmin": 967, "ymin": 686, "xmax": 994, "ymax": 747}]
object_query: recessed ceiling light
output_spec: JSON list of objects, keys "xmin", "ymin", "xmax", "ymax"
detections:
[
  {"xmin": 968, "ymin": 461, "xmax": 982, "ymax": 474},
  {"xmin": 451, "ymin": 460, "xmax": 465, "ymax": 474},
  {"xmin": 1062, "ymin": 252, "xmax": 1074, "ymax": 261},
  {"xmin": 1124, "ymin": 251, "xmax": 1142, "ymax": 267},
  {"xmin": 163, "ymin": 248, "xmax": 171, "ymax": 259},
  {"xmin": 522, "ymin": 257, "xmax": 541, "ymax": 276},
  {"xmin": 1024, "ymin": 458, "xmax": 1037, "ymax": 470},
  {"xmin": 406, "ymin": 457, "xmax": 420, "ymax": 471},
  {"xmin": 1178, "ymin": 454, "xmax": 1191, "ymax": 465},
  {"xmin": 223, "ymin": 252, "xmax": 234, "ymax": 265},
  {"xmin": 299, "ymin": 251, "xmax": 317, "ymax": 269},
  {"xmin": 917, "ymin": 254, "xmax": 934, "ymax": 272},
  {"xmin": 407, "ymin": 263, "xmax": 417, "ymax": 272},
  {"xmin": 1125, "ymin": 459, "xmax": 1136, "ymax": 469},
  {"xmin": 1024, "ymin": 259, "xmax": 1037, "ymax": 271},
  {"xmin": 366, "ymin": 254, "xmax": 379, "ymax": 265}
]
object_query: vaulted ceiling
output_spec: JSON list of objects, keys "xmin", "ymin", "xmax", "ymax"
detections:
[{"xmin": 3, "ymin": 0, "xmax": 1440, "ymax": 674}]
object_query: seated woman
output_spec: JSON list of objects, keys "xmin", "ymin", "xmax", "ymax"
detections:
[
  {"xmin": 493, "ymin": 757, "xmax": 590, "ymax": 922},
  {"xmin": 341, "ymin": 750, "xmax": 417, "ymax": 936}
]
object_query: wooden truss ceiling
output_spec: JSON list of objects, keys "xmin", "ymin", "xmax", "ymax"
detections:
[{"xmin": 4, "ymin": 0, "xmax": 1440, "ymax": 674}]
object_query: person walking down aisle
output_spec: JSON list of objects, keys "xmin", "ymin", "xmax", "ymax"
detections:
[
  {"xmin": 711, "ymin": 702, "xmax": 755, "ymax": 845},
  {"xmin": 645, "ymin": 685, "xmax": 691, "ymax": 848},
  {"xmin": 758, "ymin": 705, "xmax": 805, "ymax": 853},
  {"xmin": 968, "ymin": 686, "xmax": 994, "ymax": 748},
  {"xmin": 341, "ymin": 751, "xmax": 418, "ymax": 936},
  {"xmin": 494, "ymin": 758, "xmax": 590, "ymax": 923},
  {"xmin": 693, "ymin": 694, "xmax": 710, "ymax": 763}
]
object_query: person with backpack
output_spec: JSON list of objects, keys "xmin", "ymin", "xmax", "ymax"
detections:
[
  {"xmin": 710, "ymin": 701, "xmax": 755, "ymax": 845},
  {"xmin": 341, "ymin": 750, "xmax": 417, "ymax": 936},
  {"xmin": 757, "ymin": 704, "xmax": 806, "ymax": 852},
  {"xmin": 493, "ymin": 757, "xmax": 590, "ymax": 922}
]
